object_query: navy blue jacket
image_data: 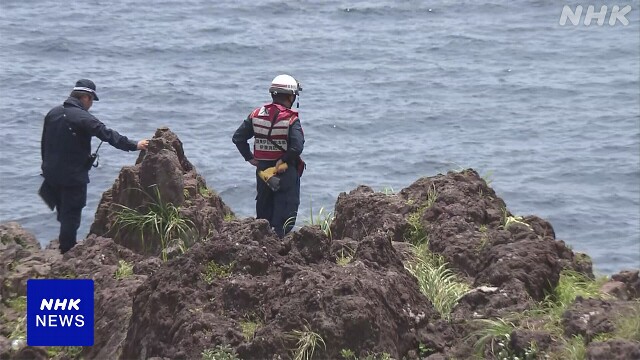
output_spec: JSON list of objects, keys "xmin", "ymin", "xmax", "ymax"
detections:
[{"xmin": 41, "ymin": 97, "xmax": 138, "ymax": 186}]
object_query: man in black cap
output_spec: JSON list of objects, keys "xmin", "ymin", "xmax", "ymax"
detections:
[{"xmin": 40, "ymin": 79, "xmax": 149, "ymax": 254}]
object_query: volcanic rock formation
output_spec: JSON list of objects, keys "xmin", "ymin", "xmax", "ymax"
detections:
[{"xmin": 1, "ymin": 128, "xmax": 638, "ymax": 360}]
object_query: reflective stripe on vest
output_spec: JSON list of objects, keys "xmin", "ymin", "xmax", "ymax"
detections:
[{"xmin": 251, "ymin": 103, "xmax": 298, "ymax": 161}]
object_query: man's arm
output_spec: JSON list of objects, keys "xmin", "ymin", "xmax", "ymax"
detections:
[
  {"xmin": 280, "ymin": 119, "xmax": 304, "ymax": 163},
  {"xmin": 81, "ymin": 114, "xmax": 138, "ymax": 151},
  {"xmin": 232, "ymin": 117, "xmax": 255, "ymax": 161}
]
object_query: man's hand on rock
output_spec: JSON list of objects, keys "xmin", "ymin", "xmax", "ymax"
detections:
[{"xmin": 137, "ymin": 139, "xmax": 149, "ymax": 150}]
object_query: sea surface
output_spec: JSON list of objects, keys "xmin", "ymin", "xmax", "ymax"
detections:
[{"xmin": 0, "ymin": 0, "xmax": 638, "ymax": 275}]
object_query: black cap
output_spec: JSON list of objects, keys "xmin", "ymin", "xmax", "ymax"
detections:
[{"xmin": 73, "ymin": 79, "xmax": 99, "ymax": 101}]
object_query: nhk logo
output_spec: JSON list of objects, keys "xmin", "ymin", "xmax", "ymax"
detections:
[
  {"xmin": 36, "ymin": 298, "xmax": 85, "ymax": 327},
  {"xmin": 27, "ymin": 279, "xmax": 94, "ymax": 346},
  {"xmin": 559, "ymin": 5, "xmax": 632, "ymax": 26}
]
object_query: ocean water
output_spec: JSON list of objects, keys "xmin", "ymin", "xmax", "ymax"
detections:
[{"xmin": 0, "ymin": 0, "xmax": 638, "ymax": 275}]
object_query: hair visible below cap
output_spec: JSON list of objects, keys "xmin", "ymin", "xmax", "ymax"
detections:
[{"xmin": 73, "ymin": 79, "xmax": 99, "ymax": 101}]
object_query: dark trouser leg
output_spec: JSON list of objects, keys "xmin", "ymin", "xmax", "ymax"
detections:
[
  {"xmin": 271, "ymin": 172, "xmax": 301, "ymax": 238},
  {"xmin": 57, "ymin": 184, "xmax": 87, "ymax": 254},
  {"xmin": 255, "ymin": 172, "xmax": 274, "ymax": 221}
]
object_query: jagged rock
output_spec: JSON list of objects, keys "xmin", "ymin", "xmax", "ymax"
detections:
[
  {"xmin": 121, "ymin": 218, "xmax": 443, "ymax": 359},
  {"xmin": 0, "ymin": 223, "xmax": 56, "ymax": 356},
  {"xmin": 46, "ymin": 235, "xmax": 158, "ymax": 360},
  {"xmin": 562, "ymin": 298, "xmax": 638, "ymax": 341},
  {"xmin": 0, "ymin": 223, "xmax": 39, "ymax": 251},
  {"xmin": 0, "ymin": 223, "xmax": 55, "ymax": 300},
  {"xmin": 611, "ymin": 270, "xmax": 640, "ymax": 299},
  {"xmin": 587, "ymin": 339, "xmax": 640, "ymax": 360},
  {"xmin": 12, "ymin": 346, "xmax": 48, "ymax": 360},
  {"xmin": 355, "ymin": 232, "xmax": 405, "ymax": 271},
  {"xmin": 510, "ymin": 329, "xmax": 553, "ymax": 355},
  {"xmin": 400, "ymin": 170, "xmax": 588, "ymax": 303},
  {"xmin": 289, "ymin": 226, "xmax": 330, "ymax": 264},
  {"xmin": 1, "ymin": 139, "xmax": 638, "ymax": 360},
  {"xmin": 331, "ymin": 185, "xmax": 413, "ymax": 242},
  {"xmin": 600, "ymin": 281, "xmax": 630, "ymax": 300},
  {"xmin": 89, "ymin": 127, "xmax": 233, "ymax": 256},
  {"xmin": 451, "ymin": 280, "xmax": 533, "ymax": 319}
]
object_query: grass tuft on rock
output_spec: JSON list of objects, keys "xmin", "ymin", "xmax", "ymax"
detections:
[
  {"xmin": 288, "ymin": 323, "xmax": 326, "ymax": 360},
  {"xmin": 114, "ymin": 259, "xmax": 134, "ymax": 280},
  {"xmin": 201, "ymin": 344, "xmax": 239, "ymax": 360},
  {"xmin": 336, "ymin": 246, "xmax": 355, "ymax": 266},
  {"xmin": 405, "ymin": 243, "xmax": 470, "ymax": 320},
  {"xmin": 202, "ymin": 260, "xmax": 235, "ymax": 284},
  {"xmin": 113, "ymin": 185, "xmax": 195, "ymax": 262},
  {"xmin": 239, "ymin": 314, "xmax": 263, "ymax": 341}
]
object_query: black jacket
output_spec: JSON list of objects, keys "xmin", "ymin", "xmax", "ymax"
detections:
[{"xmin": 41, "ymin": 97, "xmax": 138, "ymax": 186}]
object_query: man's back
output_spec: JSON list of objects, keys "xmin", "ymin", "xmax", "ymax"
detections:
[{"xmin": 41, "ymin": 99, "xmax": 93, "ymax": 186}]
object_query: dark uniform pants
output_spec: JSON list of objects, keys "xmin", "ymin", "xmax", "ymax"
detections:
[
  {"xmin": 255, "ymin": 161, "xmax": 300, "ymax": 237},
  {"xmin": 45, "ymin": 180, "xmax": 87, "ymax": 253}
]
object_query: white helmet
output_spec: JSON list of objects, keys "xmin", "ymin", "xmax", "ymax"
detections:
[{"xmin": 269, "ymin": 74, "xmax": 302, "ymax": 95}]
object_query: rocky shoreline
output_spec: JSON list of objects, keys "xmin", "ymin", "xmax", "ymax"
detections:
[{"xmin": 1, "ymin": 128, "xmax": 638, "ymax": 360}]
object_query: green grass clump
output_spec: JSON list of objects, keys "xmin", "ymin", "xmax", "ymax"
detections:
[
  {"xmin": 477, "ymin": 225, "xmax": 490, "ymax": 252},
  {"xmin": 7, "ymin": 296, "xmax": 26, "ymax": 312},
  {"xmin": 405, "ymin": 243, "xmax": 470, "ymax": 319},
  {"xmin": 425, "ymin": 183, "xmax": 438, "ymax": 208},
  {"xmin": 361, "ymin": 353, "xmax": 391, "ymax": 360},
  {"xmin": 469, "ymin": 318, "xmax": 516, "ymax": 358},
  {"xmin": 380, "ymin": 186, "xmax": 395, "ymax": 195},
  {"xmin": 240, "ymin": 316, "xmax": 263, "ymax": 341},
  {"xmin": 202, "ymin": 260, "xmax": 235, "ymax": 284},
  {"xmin": 46, "ymin": 346, "xmax": 83, "ymax": 359},
  {"xmin": 9, "ymin": 315, "xmax": 26, "ymax": 340},
  {"xmin": 113, "ymin": 185, "xmax": 195, "ymax": 262},
  {"xmin": 513, "ymin": 270, "xmax": 608, "ymax": 340},
  {"xmin": 288, "ymin": 324, "xmax": 326, "ymax": 360},
  {"xmin": 202, "ymin": 344, "xmax": 239, "ymax": 360},
  {"xmin": 406, "ymin": 210, "xmax": 427, "ymax": 245},
  {"xmin": 545, "ymin": 270, "xmax": 608, "ymax": 318},
  {"xmin": 613, "ymin": 303, "xmax": 640, "ymax": 341},
  {"xmin": 501, "ymin": 208, "xmax": 531, "ymax": 230},
  {"xmin": 305, "ymin": 205, "xmax": 335, "ymax": 240},
  {"xmin": 336, "ymin": 246, "xmax": 355, "ymax": 266},
  {"xmin": 403, "ymin": 184, "xmax": 469, "ymax": 320},
  {"xmin": 340, "ymin": 348, "xmax": 356, "ymax": 359},
  {"xmin": 592, "ymin": 302, "xmax": 640, "ymax": 343},
  {"xmin": 339, "ymin": 349, "xmax": 392, "ymax": 360},
  {"xmin": 199, "ymin": 186, "xmax": 214, "ymax": 198},
  {"xmin": 405, "ymin": 184, "xmax": 437, "ymax": 245},
  {"xmin": 551, "ymin": 335, "xmax": 586, "ymax": 360},
  {"xmin": 114, "ymin": 260, "xmax": 134, "ymax": 279},
  {"xmin": 471, "ymin": 270, "xmax": 614, "ymax": 359},
  {"xmin": 223, "ymin": 213, "xmax": 235, "ymax": 222}
]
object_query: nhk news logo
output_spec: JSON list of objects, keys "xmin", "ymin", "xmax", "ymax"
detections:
[{"xmin": 27, "ymin": 279, "xmax": 94, "ymax": 346}]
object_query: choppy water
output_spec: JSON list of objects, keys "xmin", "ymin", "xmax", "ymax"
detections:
[{"xmin": 1, "ymin": 0, "xmax": 638, "ymax": 275}]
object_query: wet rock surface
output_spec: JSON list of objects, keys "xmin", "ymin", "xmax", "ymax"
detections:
[{"xmin": 1, "ymin": 130, "xmax": 638, "ymax": 359}]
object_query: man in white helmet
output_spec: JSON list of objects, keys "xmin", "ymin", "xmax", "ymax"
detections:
[{"xmin": 232, "ymin": 74, "xmax": 305, "ymax": 237}]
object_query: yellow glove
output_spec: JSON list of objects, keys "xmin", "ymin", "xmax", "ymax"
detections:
[
  {"xmin": 276, "ymin": 162, "xmax": 288, "ymax": 173},
  {"xmin": 258, "ymin": 166, "xmax": 278, "ymax": 183}
]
